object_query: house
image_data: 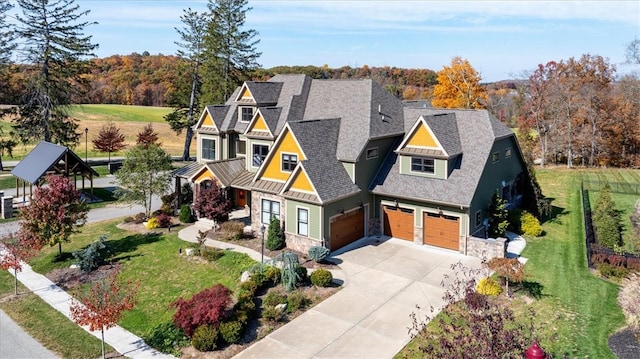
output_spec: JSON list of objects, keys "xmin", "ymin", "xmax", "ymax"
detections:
[{"xmin": 180, "ymin": 74, "xmax": 529, "ymax": 257}]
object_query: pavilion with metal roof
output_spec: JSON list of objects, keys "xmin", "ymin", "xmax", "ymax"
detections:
[{"xmin": 11, "ymin": 141, "xmax": 99, "ymax": 201}]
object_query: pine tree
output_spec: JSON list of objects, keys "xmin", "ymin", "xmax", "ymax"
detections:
[
  {"xmin": 266, "ymin": 216, "xmax": 285, "ymax": 251},
  {"xmin": 201, "ymin": 0, "xmax": 261, "ymax": 105},
  {"xmin": 13, "ymin": 0, "xmax": 97, "ymax": 146},
  {"xmin": 0, "ymin": 0, "xmax": 15, "ymax": 66},
  {"xmin": 165, "ymin": 8, "xmax": 208, "ymax": 160},
  {"xmin": 488, "ymin": 190, "xmax": 509, "ymax": 238}
]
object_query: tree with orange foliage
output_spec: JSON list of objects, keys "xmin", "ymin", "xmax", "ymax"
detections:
[
  {"xmin": 432, "ymin": 57, "xmax": 487, "ymax": 109},
  {"xmin": 92, "ymin": 122, "xmax": 127, "ymax": 164},
  {"xmin": 70, "ymin": 269, "xmax": 139, "ymax": 359},
  {"xmin": 488, "ymin": 257, "xmax": 525, "ymax": 297},
  {"xmin": 0, "ymin": 232, "xmax": 42, "ymax": 295},
  {"xmin": 136, "ymin": 123, "xmax": 160, "ymax": 148}
]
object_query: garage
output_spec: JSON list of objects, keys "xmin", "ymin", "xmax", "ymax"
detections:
[
  {"xmin": 383, "ymin": 205, "xmax": 414, "ymax": 241},
  {"xmin": 423, "ymin": 212, "xmax": 460, "ymax": 250},
  {"xmin": 330, "ymin": 208, "xmax": 365, "ymax": 251}
]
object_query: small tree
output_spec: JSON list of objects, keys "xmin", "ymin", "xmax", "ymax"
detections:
[
  {"xmin": 171, "ymin": 284, "xmax": 231, "ymax": 337},
  {"xmin": 92, "ymin": 122, "xmax": 127, "ymax": 164},
  {"xmin": 136, "ymin": 123, "xmax": 160, "ymax": 148},
  {"xmin": 266, "ymin": 216, "xmax": 285, "ymax": 251},
  {"xmin": 72, "ymin": 234, "xmax": 112, "ymax": 272},
  {"xmin": 19, "ymin": 175, "xmax": 89, "ymax": 256},
  {"xmin": 115, "ymin": 144, "xmax": 173, "ymax": 218},
  {"xmin": 488, "ymin": 190, "xmax": 509, "ymax": 238},
  {"xmin": 69, "ymin": 270, "xmax": 139, "ymax": 359},
  {"xmin": 0, "ymin": 233, "xmax": 42, "ymax": 295},
  {"xmin": 192, "ymin": 182, "xmax": 232, "ymax": 223},
  {"xmin": 487, "ymin": 258, "xmax": 525, "ymax": 297}
]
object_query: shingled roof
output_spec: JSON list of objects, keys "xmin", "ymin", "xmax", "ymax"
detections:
[
  {"xmin": 242, "ymin": 81, "xmax": 283, "ymax": 104},
  {"xmin": 371, "ymin": 109, "xmax": 514, "ymax": 207},
  {"xmin": 12, "ymin": 141, "xmax": 98, "ymax": 184}
]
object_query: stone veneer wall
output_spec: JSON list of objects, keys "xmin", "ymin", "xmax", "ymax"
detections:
[
  {"xmin": 466, "ymin": 236, "xmax": 507, "ymax": 259},
  {"xmin": 368, "ymin": 218, "xmax": 381, "ymax": 237},
  {"xmin": 250, "ymin": 191, "xmax": 285, "ymax": 236},
  {"xmin": 285, "ymin": 233, "xmax": 321, "ymax": 254}
]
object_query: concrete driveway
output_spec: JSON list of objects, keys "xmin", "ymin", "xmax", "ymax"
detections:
[{"xmin": 234, "ymin": 237, "xmax": 483, "ymax": 358}]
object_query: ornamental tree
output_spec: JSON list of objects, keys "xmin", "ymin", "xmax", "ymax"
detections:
[
  {"xmin": 192, "ymin": 181, "xmax": 232, "ymax": 223},
  {"xmin": 171, "ymin": 284, "xmax": 231, "ymax": 337},
  {"xmin": 0, "ymin": 233, "xmax": 42, "ymax": 295},
  {"xmin": 19, "ymin": 174, "xmax": 89, "ymax": 256},
  {"xmin": 136, "ymin": 123, "xmax": 160, "ymax": 148},
  {"xmin": 487, "ymin": 257, "xmax": 525, "ymax": 297},
  {"xmin": 432, "ymin": 57, "xmax": 487, "ymax": 109},
  {"xmin": 92, "ymin": 122, "xmax": 127, "ymax": 164},
  {"xmin": 70, "ymin": 269, "xmax": 139, "ymax": 359}
]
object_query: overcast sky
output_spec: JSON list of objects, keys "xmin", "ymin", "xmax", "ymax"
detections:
[{"xmin": 10, "ymin": 0, "xmax": 640, "ymax": 82}]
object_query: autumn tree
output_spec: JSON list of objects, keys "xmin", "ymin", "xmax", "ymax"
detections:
[
  {"xmin": 432, "ymin": 57, "xmax": 487, "ymax": 109},
  {"xmin": 136, "ymin": 123, "xmax": 160, "ymax": 148},
  {"xmin": 13, "ymin": 0, "xmax": 97, "ymax": 146},
  {"xmin": 171, "ymin": 284, "xmax": 231, "ymax": 337},
  {"xmin": 92, "ymin": 122, "xmax": 127, "ymax": 164},
  {"xmin": 626, "ymin": 37, "xmax": 640, "ymax": 65},
  {"xmin": 0, "ymin": 233, "xmax": 42, "ymax": 295},
  {"xmin": 114, "ymin": 144, "xmax": 172, "ymax": 218},
  {"xmin": 70, "ymin": 269, "xmax": 139, "ymax": 359},
  {"xmin": 606, "ymin": 74, "xmax": 640, "ymax": 167},
  {"xmin": 201, "ymin": 0, "xmax": 261, "ymax": 105},
  {"xmin": 487, "ymin": 258, "xmax": 525, "ymax": 297},
  {"xmin": 192, "ymin": 182, "xmax": 232, "ymax": 223},
  {"xmin": 166, "ymin": 8, "xmax": 208, "ymax": 160},
  {"xmin": 19, "ymin": 174, "xmax": 89, "ymax": 256}
]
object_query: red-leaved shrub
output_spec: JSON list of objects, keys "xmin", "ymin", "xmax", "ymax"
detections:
[
  {"xmin": 608, "ymin": 254, "xmax": 626, "ymax": 268},
  {"xmin": 171, "ymin": 284, "xmax": 231, "ymax": 337},
  {"xmin": 155, "ymin": 213, "xmax": 172, "ymax": 228},
  {"xmin": 627, "ymin": 257, "xmax": 640, "ymax": 271}
]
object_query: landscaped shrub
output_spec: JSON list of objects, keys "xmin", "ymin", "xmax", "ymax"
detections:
[
  {"xmin": 202, "ymin": 247, "xmax": 225, "ymax": 262},
  {"xmin": 507, "ymin": 209, "xmax": 523, "ymax": 234},
  {"xmin": 277, "ymin": 251, "xmax": 302, "ymax": 291},
  {"xmin": 134, "ymin": 212, "xmax": 146, "ymax": 224},
  {"xmin": 235, "ymin": 290, "xmax": 256, "ymax": 314},
  {"xmin": 476, "ymin": 277, "xmax": 503, "ymax": 296},
  {"xmin": 591, "ymin": 252, "xmax": 608, "ymax": 265},
  {"xmin": 310, "ymin": 269, "xmax": 333, "ymax": 287},
  {"xmin": 608, "ymin": 254, "xmax": 626, "ymax": 268},
  {"xmin": 592, "ymin": 183, "xmax": 624, "ymax": 250},
  {"xmin": 145, "ymin": 217, "xmax": 159, "ymax": 229},
  {"xmin": 192, "ymin": 184, "xmax": 232, "ymax": 223},
  {"xmin": 618, "ymin": 273, "xmax": 640, "ymax": 334},
  {"xmin": 308, "ymin": 246, "xmax": 330, "ymax": 263},
  {"xmin": 296, "ymin": 266, "xmax": 308, "ymax": 284},
  {"xmin": 266, "ymin": 216, "xmax": 285, "ymax": 250},
  {"xmin": 248, "ymin": 265, "xmax": 269, "ymax": 288},
  {"xmin": 73, "ymin": 234, "xmax": 111, "ymax": 272},
  {"xmin": 627, "ymin": 257, "xmax": 640, "ymax": 271},
  {"xmin": 265, "ymin": 266, "xmax": 281, "ymax": 286},
  {"xmin": 179, "ymin": 204, "xmax": 194, "ymax": 223},
  {"xmin": 191, "ymin": 324, "xmax": 218, "ymax": 352},
  {"xmin": 220, "ymin": 221, "xmax": 245, "ymax": 241},
  {"xmin": 218, "ymin": 320, "xmax": 243, "ymax": 344},
  {"xmin": 488, "ymin": 190, "xmax": 509, "ymax": 238},
  {"xmin": 155, "ymin": 213, "xmax": 172, "ymax": 228},
  {"xmin": 171, "ymin": 284, "xmax": 231, "ymax": 336},
  {"xmin": 520, "ymin": 211, "xmax": 542, "ymax": 237},
  {"xmin": 487, "ymin": 258, "xmax": 525, "ymax": 296},
  {"xmin": 286, "ymin": 292, "xmax": 310, "ymax": 313},
  {"xmin": 143, "ymin": 322, "xmax": 190, "ymax": 356},
  {"xmin": 263, "ymin": 290, "xmax": 287, "ymax": 307},
  {"xmin": 238, "ymin": 279, "xmax": 258, "ymax": 295},
  {"xmin": 261, "ymin": 305, "xmax": 282, "ymax": 322},
  {"xmin": 598, "ymin": 263, "xmax": 629, "ymax": 279}
]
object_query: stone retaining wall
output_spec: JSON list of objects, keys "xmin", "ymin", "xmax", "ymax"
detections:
[{"xmin": 466, "ymin": 236, "xmax": 507, "ymax": 259}]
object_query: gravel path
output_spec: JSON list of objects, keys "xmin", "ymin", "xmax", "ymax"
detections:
[{"xmin": 608, "ymin": 328, "xmax": 640, "ymax": 359}]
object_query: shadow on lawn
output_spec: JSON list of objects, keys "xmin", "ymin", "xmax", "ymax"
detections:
[
  {"xmin": 515, "ymin": 280, "xmax": 545, "ymax": 299},
  {"xmin": 104, "ymin": 232, "xmax": 163, "ymax": 261}
]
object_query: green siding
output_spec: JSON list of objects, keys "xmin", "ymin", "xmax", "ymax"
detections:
[
  {"xmin": 399, "ymin": 155, "xmax": 447, "ymax": 179},
  {"xmin": 354, "ymin": 137, "xmax": 400, "ymax": 187},
  {"xmin": 342, "ymin": 162, "xmax": 355, "ymax": 182},
  {"xmin": 286, "ymin": 199, "xmax": 321, "ymax": 240}
]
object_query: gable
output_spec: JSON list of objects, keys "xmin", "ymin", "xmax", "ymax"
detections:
[
  {"xmin": 191, "ymin": 167, "xmax": 214, "ymax": 183},
  {"xmin": 290, "ymin": 167, "xmax": 314, "ymax": 193},
  {"xmin": 407, "ymin": 123, "xmax": 438, "ymax": 148},
  {"xmin": 201, "ymin": 112, "xmax": 216, "ymax": 128},
  {"xmin": 237, "ymin": 85, "xmax": 254, "ymax": 102},
  {"xmin": 258, "ymin": 127, "xmax": 307, "ymax": 182},
  {"xmin": 248, "ymin": 112, "xmax": 269, "ymax": 132}
]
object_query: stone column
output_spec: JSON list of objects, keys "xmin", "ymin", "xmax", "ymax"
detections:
[{"xmin": 2, "ymin": 195, "xmax": 13, "ymax": 219}]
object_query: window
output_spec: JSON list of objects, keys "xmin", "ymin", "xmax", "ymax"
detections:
[
  {"xmin": 202, "ymin": 138, "xmax": 215, "ymax": 160},
  {"xmin": 236, "ymin": 140, "xmax": 246, "ymax": 155},
  {"xmin": 240, "ymin": 107, "xmax": 254, "ymax": 122},
  {"xmin": 253, "ymin": 144, "xmax": 269, "ymax": 167},
  {"xmin": 492, "ymin": 152, "xmax": 500, "ymax": 163},
  {"xmin": 282, "ymin": 153, "xmax": 298, "ymax": 171},
  {"xmin": 297, "ymin": 208, "xmax": 308, "ymax": 236},
  {"xmin": 261, "ymin": 199, "xmax": 280, "ymax": 224},
  {"xmin": 475, "ymin": 211, "xmax": 482, "ymax": 227},
  {"xmin": 411, "ymin": 157, "xmax": 435, "ymax": 174},
  {"xmin": 366, "ymin": 147, "xmax": 379, "ymax": 160},
  {"xmin": 505, "ymin": 148, "xmax": 512, "ymax": 158}
]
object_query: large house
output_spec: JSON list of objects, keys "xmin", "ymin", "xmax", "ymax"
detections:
[{"xmin": 177, "ymin": 74, "xmax": 528, "ymax": 257}]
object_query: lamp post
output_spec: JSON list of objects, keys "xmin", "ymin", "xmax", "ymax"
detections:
[
  {"xmin": 84, "ymin": 127, "xmax": 89, "ymax": 162},
  {"xmin": 260, "ymin": 224, "xmax": 266, "ymax": 263}
]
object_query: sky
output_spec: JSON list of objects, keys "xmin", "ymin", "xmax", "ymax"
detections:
[{"xmin": 10, "ymin": 1, "xmax": 640, "ymax": 82}]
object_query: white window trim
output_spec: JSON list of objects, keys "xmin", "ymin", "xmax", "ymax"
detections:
[
  {"xmin": 297, "ymin": 206, "xmax": 309, "ymax": 237},
  {"xmin": 261, "ymin": 198, "xmax": 280, "ymax": 225},
  {"xmin": 201, "ymin": 137, "xmax": 216, "ymax": 161},
  {"xmin": 252, "ymin": 143, "xmax": 270, "ymax": 168},
  {"xmin": 410, "ymin": 157, "xmax": 435, "ymax": 175},
  {"xmin": 366, "ymin": 147, "xmax": 379, "ymax": 160},
  {"xmin": 281, "ymin": 151, "xmax": 298, "ymax": 172},
  {"xmin": 239, "ymin": 106, "xmax": 254, "ymax": 123}
]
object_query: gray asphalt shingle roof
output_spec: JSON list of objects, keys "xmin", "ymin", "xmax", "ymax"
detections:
[
  {"xmin": 244, "ymin": 81, "xmax": 282, "ymax": 104},
  {"xmin": 12, "ymin": 141, "xmax": 98, "ymax": 184},
  {"xmin": 371, "ymin": 109, "xmax": 513, "ymax": 207}
]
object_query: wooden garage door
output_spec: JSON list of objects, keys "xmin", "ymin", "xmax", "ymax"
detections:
[
  {"xmin": 383, "ymin": 206, "xmax": 414, "ymax": 241},
  {"xmin": 423, "ymin": 213, "xmax": 460, "ymax": 250},
  {"xmin": 330, "ymin": 209, "xmax": 365, "ymax": 251}
]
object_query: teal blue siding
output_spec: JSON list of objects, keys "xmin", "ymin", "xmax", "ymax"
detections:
[{"xmin": 399, "ymin": 155, "xmax": 447, "ymax": 179}]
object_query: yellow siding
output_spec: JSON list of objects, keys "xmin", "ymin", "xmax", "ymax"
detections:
[
  {"xmin": 407, "ymin": 123, "xmax": 438, "ymax": 148},
  {"xmin": 262, "ymin": 129, "xmax": 306, "ymax": 182},
  {"xmin": 194, "ymin": 169, "xmax": 213, "ymax": 182},
  {"xmin": 290, "ymin": 170, "xmax": 314, "ymax": 193},
  {"xmin": 202, "ymin": 113, "xmax": 215, "ymax": 128},
  {"xmin": 251, "ymin": 114, "xmax": 268, "ymax": 131},
  {"xmin": 240, "ymin": 87, "xmax": 252, "ymax": 100}
]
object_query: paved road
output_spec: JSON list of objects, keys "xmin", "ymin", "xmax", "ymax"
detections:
[{"xmin": 0, "ymin": 309, "xmax": 58, "ymax": 359}]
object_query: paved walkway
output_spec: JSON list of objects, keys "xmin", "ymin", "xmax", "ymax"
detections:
[
  {"xmin": 506, "ymin": 231, "xmax": 528, "ymax": 264},
  {"xmin": 0, "ymin": 309, "xmax": 57, "ymax": 359}
]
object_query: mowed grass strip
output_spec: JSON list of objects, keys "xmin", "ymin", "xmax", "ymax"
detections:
[
  {"xmin": 0, "ymin": 271, "xmax": 111, "ymax": 359},
  {"xmin": 69, "ymin": 104, "xmax": 172, "ymax": 123}
]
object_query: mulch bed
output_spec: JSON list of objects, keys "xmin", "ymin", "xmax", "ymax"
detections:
[{"xmin": 46, "ymin": 263, "xmax": 122, "ymax": 290}]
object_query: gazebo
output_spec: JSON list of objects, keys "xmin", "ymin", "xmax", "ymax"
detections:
[{"xmin": 11, "ymin": 141, "xmax": 99, "ymax": 202}]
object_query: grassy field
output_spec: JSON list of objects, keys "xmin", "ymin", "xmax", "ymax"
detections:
[
  {"xmin": 397, "ymin": 167, "xmax": 630, "ymax": 358},
  {"xmin": 0, "ymin": 104, "xmax": 195, "ymax": 160}
]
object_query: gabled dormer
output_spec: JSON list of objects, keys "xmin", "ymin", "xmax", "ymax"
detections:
[
  {"xmin": 395, "ymin": 114, "xmax": 462, "ymax": 179},
  {"xmin": 235, "ymin": 81, "xmax": 283, "ymax": 124},
  {"xmin": 253, "ymin": 123, "xmax": 308, "ymax": 185},
  {"xmin": 194, "ymin": 106, "xmax": 229, "ymax": 163},
  {"xmin": 244, "ymin": 107, "xmax": 281, "ymax": 140},
  {"xmin": 280, "ymin": 163, "xmax": 321, "ymax": 204},
  {"xmin": 195, "ymin": 105, "xmax": 228, "ymax": 134}
]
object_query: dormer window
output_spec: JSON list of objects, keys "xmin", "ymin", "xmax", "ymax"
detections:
[
  {"xmin": 411, "ymin": 157, "xmax": 434, "ymax": 174},
  {"xmin": 282, "ymin": 153, "xmax": 298, "ymax": 171},
  {"xmin": 240, "ymin": 106, "xmax": 254, "ymax": 123}
]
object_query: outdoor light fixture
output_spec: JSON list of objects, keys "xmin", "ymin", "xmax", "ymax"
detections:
[
  {"xmin": 84, "ymin": 127, "xmax": 89, "ymax": 162},
  {"xmin": 260, "ymin": 224, "xmax": 266, "ymax": 263}
]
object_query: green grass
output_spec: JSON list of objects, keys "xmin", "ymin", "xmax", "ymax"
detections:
[
  {"xmin": 29, "ymin": 219, "xmax": 257, "ymax": 338},
  {"xmin": 69, "ymin": 104, "xmax": 172, "ymax": 123}
]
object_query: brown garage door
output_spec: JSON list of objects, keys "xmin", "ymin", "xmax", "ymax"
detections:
[
  {"xmin": 383, "ymin": 206, "xmax": 414, "ymax": 241},
  {"xmin": 330, "ymin": 209, "xmax": 365, "ymax": 251},
  {"xmin": 423, "ymin": 213, "xmax": 460, "ymax": 250}
]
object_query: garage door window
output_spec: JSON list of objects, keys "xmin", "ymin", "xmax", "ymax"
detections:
[
  {"xmin": 261, "ymin": 199, "xmax": 280, "ymax": 224},
  {"xmin": 297, "ymin": 208, "xmax": 308, "ymax": 236}
]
